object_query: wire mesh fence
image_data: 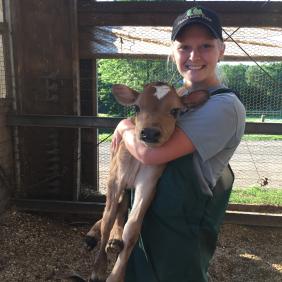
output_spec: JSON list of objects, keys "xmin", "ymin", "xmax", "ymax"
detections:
[
  {"xmin": 230, "ymin": 139, "xmax": 282, "ymax": 189},
  {"xmin": 86, "ymin": 23, "xmax": 282, "ymax": 194},
  {"xmin": 95, "ymin": 60, "xmax": 282, "ymax": 193},
  {"xmin": 97, "ymin": 139, "xmax": 282, "ymax": 193},
  {"xmin": 1, "ymin": 1, "xmax": 281, "ymax": 198}
]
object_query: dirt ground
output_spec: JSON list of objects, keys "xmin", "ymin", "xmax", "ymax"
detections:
[{"xmin": 0, "ymin": 206, "xmax": 281, "ymax": 282}]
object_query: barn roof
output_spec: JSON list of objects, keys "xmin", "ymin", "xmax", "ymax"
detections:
[
  {"xmin": 78, "ymin": 1, "xmax": 282, "ymax": 62},
  {"xmin": 80, "ymin": 25, "xmax": 282, "ymax": 62}
]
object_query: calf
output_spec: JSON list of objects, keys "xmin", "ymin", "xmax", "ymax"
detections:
[{"xmin": 84, "ymin": 82, "xmax": 209, "ymax": 282}]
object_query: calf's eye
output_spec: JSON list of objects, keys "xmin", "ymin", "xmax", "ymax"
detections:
[
  {"xmin": 170, "ymin": 108, "xmax": 180, "ymax": 118},
  {"xmin": 134, "ymin": 105, "xmax": 140, "ymax": 113}
]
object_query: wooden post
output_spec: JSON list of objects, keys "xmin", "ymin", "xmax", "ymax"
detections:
[{"xmin": 10, "ymin": 0, "xmax": 80, "ymax": 200}]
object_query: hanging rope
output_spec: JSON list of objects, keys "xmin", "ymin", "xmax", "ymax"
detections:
[{"xmin": 222, "ymin": 27, "xmax": 279, "ymax": 84}]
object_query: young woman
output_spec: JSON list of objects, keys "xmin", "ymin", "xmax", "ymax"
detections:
[{"xmin": 113, "ymin": 6, "xmax": 246, "ymax": 282}]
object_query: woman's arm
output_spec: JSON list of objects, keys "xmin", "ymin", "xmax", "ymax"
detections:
[{"xmin": 116, "ymin": 119, "xmax": 195, "ymax": 165}]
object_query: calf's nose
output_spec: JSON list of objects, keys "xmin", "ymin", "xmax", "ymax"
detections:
[{"xmin": 140, "ymin": 128, "xmax": 161, "ymax": 143}]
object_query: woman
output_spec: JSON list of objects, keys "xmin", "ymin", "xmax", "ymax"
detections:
[{"xmin": 113, "ymin": 6, "xmax": 246, "ymax": 282}]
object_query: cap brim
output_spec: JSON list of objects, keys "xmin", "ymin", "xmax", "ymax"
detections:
[{"xmin": 172, "ymin": 19, "xmax": 221, "ymax": 41}]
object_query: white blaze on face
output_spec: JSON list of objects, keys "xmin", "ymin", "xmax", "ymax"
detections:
[{"xmin": 153, "ymin": 85, "xmax": 171, "ymax": 100}]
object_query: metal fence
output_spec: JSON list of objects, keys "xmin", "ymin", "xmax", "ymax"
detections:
[
  {"xmin": 87, "ymin": 22, "xmax": 282, "ymax": 192},
  {"xmin": 2, "ymin": 1, "xmax": 282, "ymax": 203}
]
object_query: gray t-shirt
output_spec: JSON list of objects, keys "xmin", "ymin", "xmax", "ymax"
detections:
[{"xmin": 177, "ymin": 87, "xmax": 246, "ymax": 196}]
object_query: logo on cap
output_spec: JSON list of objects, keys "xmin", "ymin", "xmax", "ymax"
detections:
[
  {"xmin": 187, "ymin": 7, "xmax": 204, "ymax": 17},
  {"xmin": 186, "ymin": 7, "xmax": 212, "ymax": 22}
]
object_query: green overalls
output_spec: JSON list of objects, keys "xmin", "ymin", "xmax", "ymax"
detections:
[{"xmin": 125, "ymin": 153, "xmax": 234, "ymax": 282}]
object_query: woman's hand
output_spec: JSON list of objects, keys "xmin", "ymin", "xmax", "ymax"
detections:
[
  {"xmin": 111, "ymin": 119, "xmax": 134, "ymax": 154},
  {"xmin": 111, "ymin": 120, "xmax": 195, "ymax": 165},
  {"xmin": 111, "ymin": 127, "xmax": 122, "ymax": 154}
]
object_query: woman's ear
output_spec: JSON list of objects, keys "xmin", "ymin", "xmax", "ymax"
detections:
[{"xmin": 219, "ymin": 42, "xmax": 226, "ymax": 61}]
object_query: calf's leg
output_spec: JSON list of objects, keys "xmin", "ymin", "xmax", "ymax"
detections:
[
  {"xmin": 85, "ymin": 219, "xmax": 102, "ymax": 251},
  {"xmin": 106, "ymin": 191, "xmax": 129, "ymax": 256},
  {"xmin": 89, "ymin": 180, "xmax": 124, "ymax": 282},
  {"xmin": 106, "ymin": 165, "xmax": 164, "ymax": 282}
]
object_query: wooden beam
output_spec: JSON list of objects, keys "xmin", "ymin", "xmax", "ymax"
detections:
[
  {"xmin": 245, "ymin": 122, "xmax": 282, "ymax": 135},
  {"xmin": 78, "ymin": 1, "xmax": 282, "ymax": 27},
  {"xmin": 13, "ymin": 198, "xmax": 105, "ymax": 215},
  {"xmin": 0, "ymin": 22, "xmax": 8, "ymax": 33},
  {"xmin": 7, "ymin": 115, "xmax": 282, "ymax": 135},
  {"xmin": 225, "ymin": 210, "xmax": 282, "ymax": 228},
  {"xmin": 79, "ymin": 53, "xmax": 282, "ymax": 63},
  {"xmin": 10, "ymin": 0, "xmax": 81, "ymax": 201},
  {"xmin": 7, "ymin": 114, "xmax": 122, "ymax": 129},
  {"xmin": 13, "ymin": 198, "xmax": 282, "ymax": 227}
]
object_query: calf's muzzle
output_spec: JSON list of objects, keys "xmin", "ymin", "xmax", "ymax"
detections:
[{"xmin": 140, "ymin": 127, "xmax": 161, "ymax": 144}]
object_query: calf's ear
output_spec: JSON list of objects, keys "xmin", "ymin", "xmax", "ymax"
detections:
[
  {"xmin": 180, "ymin": 90, "xmax": 210, "ymax": 109},
  {"xmin": 112, "ymin": 84, "xmax": 140, "ymax": 106}
]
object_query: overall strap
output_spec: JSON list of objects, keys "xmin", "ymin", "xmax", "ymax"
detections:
[{"xmin": 211, "ymin": 88, "xmax": 241, "ymax": 100}]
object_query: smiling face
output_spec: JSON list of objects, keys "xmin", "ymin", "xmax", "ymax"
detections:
[{"xmin": 172, "ymin": 24, "xmax": 225, "ymax": 89}]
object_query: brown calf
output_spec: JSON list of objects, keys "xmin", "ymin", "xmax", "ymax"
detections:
[{"xmin": 83, "ymin": 82, "xmax": 209, "ymax": 282}]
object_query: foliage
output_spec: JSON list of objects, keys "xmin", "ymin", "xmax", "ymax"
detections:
[
  {"xmin": 219, "ymin": 63, "xmax": 282, "ymax": 112},
  {"xmin": 98, "ymin": 59, "xmax": 282, "ymax": 117},
  {"xmin": 97, "ymin": 58, "xmax": 181, "ymax": 115}
]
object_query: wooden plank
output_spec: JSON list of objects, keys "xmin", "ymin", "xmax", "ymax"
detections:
[
  {"xmin": 80, "ymin": 59, "xmax": 99, "ymax": 191},
  {"xmin": 0, "ymin": 22, "xmax": 8, "ymax": 33},
  {"xmin": 225, "ymin": 210, "xmax": 282, "ymax": 227},
  {"xmin": 13, "ymin": 198, "xmax": 282, "ymax": 228},
  {"xmin": 0, "ymin": 114, "xmax": 7, "ymax": 127},
  {"xmin": 91, "ymin": 59, "xmax": 98, "ymax": 191},
  {"xmin": 13, "ymin": 198, "xmax": 105, "ymax": 215},
  {"xmin": 0, "ymin": 99, "xmax": 9, "ymax": 110},
  {"xmin": 11, "ymin": 0, "xmax": 80, "ymax": 200},
  {"xmin": 79, "ymin": 52, "xmax": 282, "ymax": 63},
  {"xmin": 78, "ymin": 1, "xmax": 282, "ymax": 27},
  {"xmin": 0, "ymin": 130, "xmax": 11, "ymax": 143},
  {"xmin": 6, "ymin": 115, "xmax": 282, "ymax": 135},
  {"xmin": 228, "ymin": 203, "xmax": 282, "ymax": 214},
  {"xmin": 7, "ymin": 115, "xmax": 122, "ymax": 129},
  {"xmin": 245, "ymin": 122, "xmax": 282, "ymax": 135},
  {"xmin": 70, "ymin": 0, "xmax": 81, "ymax": 202}
]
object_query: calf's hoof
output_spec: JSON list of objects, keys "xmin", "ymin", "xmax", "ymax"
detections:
[
  {"xmin": 106, "ymin": 239, "xmax": 124, "ymax": 255},
  {"xmin": 89, "ymin": 279, "xmax": 105, "ymax": 282},
  {"xmin": 89, "ymin": 272, "xmax": 106, "ymax": 282},
  {"xmin": 66, "ymin": 273, "xmax": 87, "ymax": 282},
  {"xmin": 84, "ymin": 235, "xmax": 98, "ymax": 251}
]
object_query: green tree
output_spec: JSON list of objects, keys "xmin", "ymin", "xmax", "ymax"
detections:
[
  {"xmin": 219, "ymin": 64, "xmax": 249, "ymax": 105},
  {"xmin": 97, "ymin": 58, "xmax": 180, "ymax": 116},
  {"xmin": 245, "ymin": 63, "xmax": 282, "ymax": 111}
]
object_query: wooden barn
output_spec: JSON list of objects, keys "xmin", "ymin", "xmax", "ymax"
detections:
[{"xmin": 0, "ymin": 0, "xmax": 281, "ymax": 226}]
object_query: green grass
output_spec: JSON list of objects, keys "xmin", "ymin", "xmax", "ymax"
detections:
[
  {"xmin": 242, "ymin": 134, "xmax": 282, "ymax": 141},
  {"xmin": 230, "ymin": 186, "xmax": 282, "ymax": 205},
  {"xmin": 246, "ymin": 117, "xmax": 282, "ymax": 123}
]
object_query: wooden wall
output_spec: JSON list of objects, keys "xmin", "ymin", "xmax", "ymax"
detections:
[
  {"xmin": 10, "ymin": 0, "xmax": 80, "ymax": 200},
  {"xmin": 0, "ymin": 100, "xmax": 13, "ymax": 211},
  {"xmin": 6, "ymin": 1, "xmax": 282, "ymax": 202}
]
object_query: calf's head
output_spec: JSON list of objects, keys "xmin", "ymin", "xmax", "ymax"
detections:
[{"xmin": 112, "ymin": 82, "xmax": 209, "ymax": 147}]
